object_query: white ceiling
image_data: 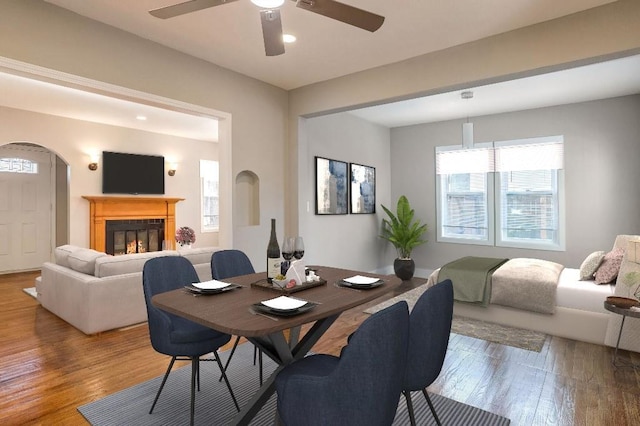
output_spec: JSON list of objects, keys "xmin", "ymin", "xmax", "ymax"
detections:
[
  {"xmin": 0, "ymin": 71, "xmax": 219, "ymax": 141},
  {"xmin": 2, "ymin": 0, "xmax": 638, "ymax": 139},
  {"xmin": 44, "ymin": 0, "xmax": 617, "ymax": 90}
]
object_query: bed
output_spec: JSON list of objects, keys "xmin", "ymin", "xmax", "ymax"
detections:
[{"xmin": 426, "ymin": 235, "xmax": 640, "ymax": 352}]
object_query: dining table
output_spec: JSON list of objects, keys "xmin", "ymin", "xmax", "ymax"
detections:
[{"xmin": 152, "ymin": 265, "xmax": 402, "ymax": 425}]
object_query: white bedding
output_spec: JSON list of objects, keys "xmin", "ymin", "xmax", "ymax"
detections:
[
  {"xmin": 429, "ymin": 265, "xmax": 615, "ymax": 315},
  {"xmin": 556, "ymin": 268, "xmax": 614, "ymax": 313}
]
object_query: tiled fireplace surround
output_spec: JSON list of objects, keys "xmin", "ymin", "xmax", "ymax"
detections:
[{"xmin": 82, "ymin": 196, "xmax": 183, "ymax": 255}]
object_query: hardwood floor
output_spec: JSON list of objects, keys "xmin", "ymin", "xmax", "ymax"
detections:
[{"xmin": 1, "ymin": 272, "xmax": 639, "ymax": 425}]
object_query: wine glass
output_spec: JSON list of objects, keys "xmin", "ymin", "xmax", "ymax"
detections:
[
  {"xmin": 294, "ymin": 237, "xmax": 305, "ymax": 260},
  {"xmin": 281, "ymin": 237, "xmax": 294, "ymax": 275}
]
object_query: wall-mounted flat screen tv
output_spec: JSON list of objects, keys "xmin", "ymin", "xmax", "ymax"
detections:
[{"xmin": 102, "ymin": 151, "xmax": 165, "ymax": 195}]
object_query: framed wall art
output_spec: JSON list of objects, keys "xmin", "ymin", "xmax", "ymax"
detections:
[
  {"xmin": 350, "ymin": 163, "xmax": 376, "ymax": 214},
  {"xmin": 315, "ymin": 156, "xmax": 348, "ymax": 215}
]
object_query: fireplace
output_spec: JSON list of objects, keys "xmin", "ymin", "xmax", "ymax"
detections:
[
  {"xmin": 82, "ymin": 196, "xmax": 184, "ymax": 253},
  {"xmin": 105, "ymin": 219, "xmax": 165, "ymax": 255}
]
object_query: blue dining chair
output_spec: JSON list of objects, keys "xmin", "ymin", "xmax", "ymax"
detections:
[
  {"xmin": 142, "ymin": 256, "xmax": 240, "ymax": 426},
  {"xmin": 403, "ymin": 279, "xmax": 454, "ymax": 426},
  {"xmin": 275, "ymin": 301, "xmax": 410, "ymax": 426},
  {"xmin": 210, "ymin": 249, "xmax": 263, "ymax": 384}
]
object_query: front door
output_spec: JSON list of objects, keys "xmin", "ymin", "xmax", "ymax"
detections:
[{"xmin": 0, "ymin": 144, "xmax": 53, "ymax": 272}]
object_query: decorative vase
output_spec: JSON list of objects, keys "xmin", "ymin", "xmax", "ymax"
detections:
[
  {"xmin": 394, "ymin": 258, "xmax": 415, "ymax": 281},
  {"xmin": 180, "ymin": 243, "xmax": 192, "ymax": 249}
]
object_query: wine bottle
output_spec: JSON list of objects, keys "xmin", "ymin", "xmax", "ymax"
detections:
[{"xmin": 266, "ymin": 218, "xmax": 281, "ymax": 282}]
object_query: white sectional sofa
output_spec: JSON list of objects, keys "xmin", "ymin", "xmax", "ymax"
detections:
[{"xmin": 35, "ymin": 245, "xmax": 220, "ymax": 335}]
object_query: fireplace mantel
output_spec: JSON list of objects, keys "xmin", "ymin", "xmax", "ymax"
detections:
[{"xmin": 82, "ymin": 196, "xmax": 184, "ymax": 252}]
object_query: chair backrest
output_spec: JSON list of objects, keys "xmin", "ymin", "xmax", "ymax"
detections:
[
  {"xmin": 211, "ymin": 249, "xmax": 255, "ymax": 280},
  {"xmin": 404, "ymin": 279, "xmax": 454, "ymax": 391},
  {"xmin": 142, "ymin": 256, "xmax": 201, "ymax": 353},
  {"xmin": 328, "ymin": 301, "xmax": 410, "ymax": 425}
]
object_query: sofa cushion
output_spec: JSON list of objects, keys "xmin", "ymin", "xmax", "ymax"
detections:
[
  {"xmin": 54, "ymin": 245, "xmax": 82, "ymax": 268},
  {"xmin": 594, "ymin": 247, "xmax": 624, "ymax": 284},
  {"xmin": 67, "ymin": 248, "xmax": 108, "ymax": 275},
  {"xmin": 94, "ymin": 250, "xmax": 178, "ymax": 278},
  {"xmin": 579, "ymin": 251, "xmax": 606, "ymax": 281}
]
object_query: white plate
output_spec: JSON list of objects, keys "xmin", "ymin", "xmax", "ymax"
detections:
[
  {"xmin": 261, "ymin": 295, "xmax": 307, "ymax": 311},
  {"xmin": 342, "ymin": 275, "xmax": 381, "ymax": 285},
  {"xmin": 192, "ymin": 280, "xmax": 232, "ymax": 290}
]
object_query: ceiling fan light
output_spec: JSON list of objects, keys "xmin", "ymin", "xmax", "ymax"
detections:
[
  {"xmin": 251, "ymin": 0, "xmax": 285, "ymax": 8},
  {"xmin": 283, "ymin": 34, "xmax": 296, "ymax": 43}
]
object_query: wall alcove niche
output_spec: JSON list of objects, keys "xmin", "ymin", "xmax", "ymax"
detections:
[{"xmin": 235, "ymin": 170, "xmax": 259, "ymax": 226}]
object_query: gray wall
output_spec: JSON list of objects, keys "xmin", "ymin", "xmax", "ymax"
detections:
[
  {"xmin": 390, "ymin": 95, "xmax": 640, "ymax": 271},
  {"xmin": 298, "ymin": 113, "xmax": 392, "ymax": 272}
]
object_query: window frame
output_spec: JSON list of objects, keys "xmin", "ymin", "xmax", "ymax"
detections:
[
  {"xmin": 435, "ymin": 136, "xmax": 565, "ymax": 251},
  {"xmin": 435, "ymin": 142, "xmax": 494, "ymax": 246}
]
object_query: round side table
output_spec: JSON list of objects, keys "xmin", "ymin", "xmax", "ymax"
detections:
[{"xmin": 604, "ymin": 300, "xmax": 640, "ymax": 369}]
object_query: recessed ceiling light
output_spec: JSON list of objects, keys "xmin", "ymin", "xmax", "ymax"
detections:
[
  {"xmin": 251, "ymin": 0, "xmax": 285, "ymax": 8},
  {"xmin": 136, "ymin": 115, "xmax": 147, "ymax": 121},
  {"xmin": 283, "ymin": 34, "xmax": 296, "ymax": 43}
]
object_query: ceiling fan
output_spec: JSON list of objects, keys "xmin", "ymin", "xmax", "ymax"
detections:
[{"xmin": 149, "ymin": 0, "xmax": 385, "ymax": 56}]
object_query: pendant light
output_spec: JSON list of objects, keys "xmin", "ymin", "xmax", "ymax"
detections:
[{"xmin": 461, "ymin": 90, "xmax": 474, "ymax": 148}]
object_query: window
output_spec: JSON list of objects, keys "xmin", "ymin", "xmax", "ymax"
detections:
[
  {"xmin": 436, "ymin": 137, "xmax": 564, "ymax": 250},
  {"xmin": 0, "ymin": 157, "xmax": 38, "ymax": 174},
  {"xmin": 200, "ymin": 160, "xmax": 219, "ymax": 231},
  {"xmin": 436, "ymin": 143, "xmax": 494, "ymax": 245}
]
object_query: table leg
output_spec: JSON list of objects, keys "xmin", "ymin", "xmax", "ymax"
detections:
[
  {"xmin": 611, "ymin": 315, "xmax": 640, "ymax": 369},
  {"xmin": 231, "ymin": 314, "xmax": 340, "ymax": 425}
]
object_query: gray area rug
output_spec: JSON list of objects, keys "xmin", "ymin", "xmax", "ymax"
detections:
[
  {"xmin": 365, "ymin": 284, "xmax": 547, "ymax": 352},
  {"xmin": 78, "ymin": 343, "xmax": 510, "ymax": 425}
]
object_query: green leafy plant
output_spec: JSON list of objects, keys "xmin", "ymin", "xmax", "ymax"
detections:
[{"xmin": 380, "ymin": 195, "xmax": 428, "ymax": 259}]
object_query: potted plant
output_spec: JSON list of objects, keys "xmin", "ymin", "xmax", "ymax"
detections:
[{"xmin": 380, "ymin": 195, "xmax": 428, "ymax": 280}]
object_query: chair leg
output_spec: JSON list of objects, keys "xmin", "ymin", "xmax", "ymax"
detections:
[
  {"xmin": 213, "ymin": 350, "xmax": 240, "ymax": 412},
  {"xmin": 422, "ymin": 388, "xmax": 442, "ymax": 426},
  {"xmin": 150, "ymin": 356, "xmax": 176, "ymax": 414},
  {"xmin": 219, "ymin": 335, "xmax": 241, "ymax": 382},
  {"xmin": 196, "ymin": 356, "xmax": 201, "ymax": 391},
  {"xmin": 190, "ymin": 357, "xmax": 198, "ymax": 426},
  {"xmin": 403, "ymin": 390, "xmax": 417, "ymax": 426},
  {"xmin": 259, "ymin": 349, "xmax": 263, "ymax": 386}
]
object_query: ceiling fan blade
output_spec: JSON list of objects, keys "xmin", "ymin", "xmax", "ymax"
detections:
[
  {"xmin": 149, "ymin": 0, "xmax": 239, "ymax": 19},
  {"xmin": 295, "ymin": 0, "xmax": 384, "ymax": 32},
  {"xmin": 260, "ymin": 10, "xmax": 285, "ymax": 56}
]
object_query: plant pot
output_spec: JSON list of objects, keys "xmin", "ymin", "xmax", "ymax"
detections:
[{"xmin": 394, "ymin": 258, "xmax": 415, "ymax": 281}]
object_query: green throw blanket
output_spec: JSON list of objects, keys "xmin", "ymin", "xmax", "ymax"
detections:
[{"xmin": 438, "ymin": 256, "xmax": 509, "ymax": 306}]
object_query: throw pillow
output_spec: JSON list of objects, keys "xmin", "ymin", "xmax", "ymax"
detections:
[
  {"xmin": 579, "ymin": 250, "xmax": 606, "ymax": 280},
  {"xmin": 594, "ymin": 247, "xmax": 625, "ymax": 284},
  {"xmin": 68, "ymin": 248, "xmax": 107, "ymax": 275}
]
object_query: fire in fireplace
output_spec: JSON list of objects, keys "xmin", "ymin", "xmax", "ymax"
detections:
[{"xmin": 105, "ymin": 219, "xmax": 165, "ymax": 255}]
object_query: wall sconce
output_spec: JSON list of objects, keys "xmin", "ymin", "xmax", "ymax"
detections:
[
  {"xmin": 167, "ymin": 162, "xmax": 177, "ymax": 176},
  {"xmin": 88, "ymin": 153, "xmax": 100, "ymax": 171}
]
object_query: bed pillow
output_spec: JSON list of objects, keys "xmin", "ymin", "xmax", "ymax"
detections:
[
  {"xmin": 579, "ymin": 250, "xmax": 606, "ymax": 280},
  {"xmin": 594, "ymin": 248, "xmax": 624, "ymax": 284}
]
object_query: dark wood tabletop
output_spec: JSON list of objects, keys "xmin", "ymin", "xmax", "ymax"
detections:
[{"xmin": 152, "ymin": 266, "xmax": 402, "ymax": 337}]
